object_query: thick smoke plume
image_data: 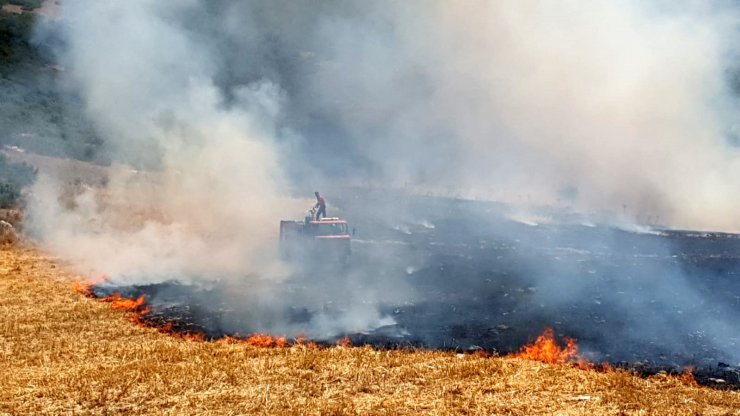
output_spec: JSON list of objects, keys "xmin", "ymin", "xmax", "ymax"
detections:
[
  {"xmin": 188, "ymin": 1, "xmax": 740, "ymax": 231},
  {"xmin": 30, "ymin": 1, "xmax": 299, "ymax": 281},
  {"xmin": 304, "ymin": 2, "xmax": 740, "ymax": 231},
  {"xmin": 27, "ymin": 0, "xmax": 419, "ymax": 339},
  {"xmin": 24, "ymin": 1, "xmax": 740, "ymax": 344}
]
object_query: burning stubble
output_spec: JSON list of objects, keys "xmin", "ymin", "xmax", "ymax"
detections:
[
  {"xmin": 26, "ymin": 0, "xmax": 412, "ymax": 339},
  {"xmin": 29, "ymin": 1, "xmax": 292, "ymax": 279},
  {"xmin": 22, "ymin": 1, "xmax": 740, "ymax": 362}
]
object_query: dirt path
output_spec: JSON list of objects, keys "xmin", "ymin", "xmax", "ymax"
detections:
[
  {"xmin": 35, "ymin": 0, "xmax": 59, "ymax": 18},
  {"xmin": 1, "ymin": 0, "xmax": 59, "ymax": 17},
  {"xmin": 1, "ymin": 4, "xmax": 23, "ymax": 14}
]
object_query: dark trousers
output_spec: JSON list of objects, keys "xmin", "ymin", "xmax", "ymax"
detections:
[{"xmin": 316, "ymin": 205, "xmax": 326, "ymax": 220}]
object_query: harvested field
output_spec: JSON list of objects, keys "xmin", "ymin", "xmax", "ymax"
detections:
[{"xmin": 1, "ymin": 245, "xmax": 739, "ymax": 414}]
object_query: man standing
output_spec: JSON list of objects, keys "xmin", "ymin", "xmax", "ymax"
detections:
[{"xmin": 314, "ymin": 191, "xmax": 326, "ymax": 220}]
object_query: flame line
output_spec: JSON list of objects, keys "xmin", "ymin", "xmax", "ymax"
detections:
[{"xmin": 66, "ymin": 282, "xmax": 702, "ymax": 385}]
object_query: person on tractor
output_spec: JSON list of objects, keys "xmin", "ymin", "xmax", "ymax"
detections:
[{"xmin": 314, "ymin": 191, "xmax": 326, "ymax": 220}]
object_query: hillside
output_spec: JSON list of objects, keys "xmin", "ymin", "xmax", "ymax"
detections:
[{"xmin": 0, "ymin": 1, "xmax": 108, "ymax": 166}]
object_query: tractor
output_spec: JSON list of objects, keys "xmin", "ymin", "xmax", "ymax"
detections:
[{"xmin": 279, "ymin": 211, "xmax": 352, "ymax": 266}]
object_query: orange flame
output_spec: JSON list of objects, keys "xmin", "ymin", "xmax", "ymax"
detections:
[
  {"xmin": 245, "ymin": 333, "xmax": 289, "ymax": 348},
  {"xmin": 337, "ymin": 336, "xmax": 352, "ymax": 348},
  {"xmin": 246, "ymin": 334, "xmax": 274, "ymax": 347},
  {"xmin": 181, "ymin": 332, "xmax": 205, "ymax": 342},
  {"xmin": 290, "ymin": 334, "xmax": 318, "ymax": 349},
  {"xmin": 105, "ymin": 294, "xmax": 147, "ymax": 312},
  {"xmin": 276, "ymin": 336, "xmax": 287, "ymax": 348},
  {"xmin": 71, "ymin": 281, "xmax": 95, "ymax": 297},
  {"xmin": 213, "ymin": 334, "xmax": 290, "ymax": 348},
  {"xmin": 128, "ymin": 314, "xmax": 149, "ymax": 327},
  {"xmin": 216, "ymin": 335, "xmax": 239, "ymax": 345},
  {"xmin": 680, "ymin": 366, "xmax": 698, "ymax": 387},
  {"xmin": 157, "ymin": 322, "xmax": 173, "ymax": 333},
  {"xmin": 65, "ymin": 280, "xmax": 710, "ymax": 384},
  {"xmin": 474, "ymin": 348, "xmax": 491, "ymax": 358},
  {"xmin": 70, "ymin": 277, "xmax": 327, "ymax": 349},
  {"xmin": 510, "ymin": 328, "xmax": 586, "ymax": 366},
  {"xmin": 71, "ymin": 275, "xmax": 107, "ymax": 298}
]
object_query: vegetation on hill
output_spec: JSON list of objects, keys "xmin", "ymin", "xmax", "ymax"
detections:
[
  {"xmin": 0, "ymin": 0, "xmax": 43, "ymax": 11},
  {"xmin": 0, "ymin": 7, "xmax": 38, "ymax": 66},
  {"xmin": 0, "ymin": 6, "xmax": 109, "ymax": 167},
  {"xmin": 0, "ymin": 153, "xmax": 35, "ymax": 207}
]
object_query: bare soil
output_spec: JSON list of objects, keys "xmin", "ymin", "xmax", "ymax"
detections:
[
  {"xmin": 1, "ymin": 4, "xmax": 23, "ymax": 14},
  {"xmin": 35, "ymin": 0, "xmax": 58, "ymax": 19}
]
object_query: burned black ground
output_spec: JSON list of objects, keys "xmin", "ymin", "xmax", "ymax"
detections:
[{"xmin": 94, "ymin": 190, "xmax": 740, "ymax": 389}]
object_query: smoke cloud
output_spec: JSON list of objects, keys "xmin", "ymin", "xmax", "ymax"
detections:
[
  {"xmin": 56, "ymin": 0, "xmax": 737, "ymax": 231},
  {"xmin": 298, "ymin": 1, "xmax": 740, "ymax": 231},
  {"xmin": 29, "ymin": 1, "xmax": 299, "ymax": 282},
  {"xmin": 23, "ymin": 1, "xmax": 740, "ymax": 345}
]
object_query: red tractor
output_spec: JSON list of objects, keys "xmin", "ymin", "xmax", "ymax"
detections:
[{"xmin": 279, "ymin": 213, "xmax": 352, "ymax": 266}]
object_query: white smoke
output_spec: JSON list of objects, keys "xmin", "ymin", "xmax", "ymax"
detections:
[
  {"xmin": 24, "ymin": 1, "xmax": 740, "ymax": 347},
  {"xmin": 304, "ymin": 1, "xmax": 740, "ymax": 231},
  {"xmin": 28, "ymin": 1, "xmax": 408, "ymax": 339},
  {"xmin": 29, "ymin": 1, "xmax": 297, "ymax": 282}
]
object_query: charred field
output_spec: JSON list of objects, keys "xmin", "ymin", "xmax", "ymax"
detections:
[
  {"xmin": 5, "ymin": 240, "xmax": 740, "ymax": 415},
  {"xmin": 90, "ymin": 190, "xmax": 740, "ymax": 389}
]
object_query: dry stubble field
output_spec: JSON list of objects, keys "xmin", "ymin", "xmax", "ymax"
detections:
[{"xmin": 1, "ymin": 244, "xmax": 740, "ymax": 415}]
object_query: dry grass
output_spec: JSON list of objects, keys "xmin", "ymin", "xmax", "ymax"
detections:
[{"xmin": 1, "ymin": 245, "xmax": 740, "ymax": 415}]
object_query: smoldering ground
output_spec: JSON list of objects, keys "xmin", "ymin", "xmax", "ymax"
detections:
[
  {"xmin": 93, "ymin": 191, "xmax": 740, "ymax": 385},
  {"xmin": 339, "ymin": 192, "xmax": 740, "ymax": 361},
  {"xmin": 15, "ymin": 0, "xmax": 740, "ymax": 365}
]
